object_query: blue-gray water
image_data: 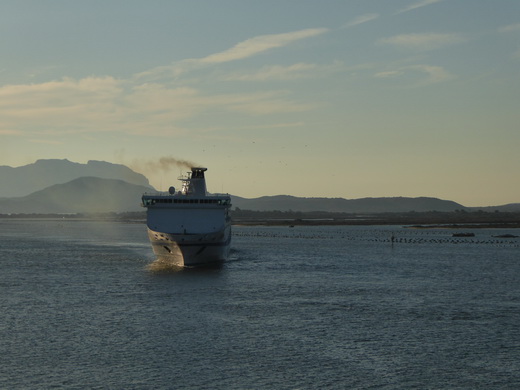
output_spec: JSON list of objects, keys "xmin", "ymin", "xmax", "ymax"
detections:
[{"xmin": 1, "ymin": 219, "xmax": 519, "ymax": 389}]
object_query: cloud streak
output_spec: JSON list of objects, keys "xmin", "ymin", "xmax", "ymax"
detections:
[
  {"xmin": 135, "ymin": 28, "xmax": 329, "ymax": 82},
  {"xmin": 0, "ymin": 78, "xmax": 314, "ymax": 138},
  {"xmin": 199, "ymin": 28, "xmax": 328, "ymax": 64},
  {"xmin": 0, "ymin": 27, "xmax": 331, "ymax": 139},
  {"xmin": 223, "ymin": 61, "xmax": 343, "ymax": 81},
  {"xmin": 342, "ymin": 14, "xmax": 379, "ymax": 28},
  {"xmin": 406, "ymin": 64, "xmax": 455, "ymax": 84},
  {"xmin": 378, "ymin": 33, "xmax": 467, "ymax": 51},
  {"xmin": 375, "ymin": 64, "xmax": 455, "ymax": 85},
  {"xmin": 498, "ymin": 23, "xmax": 520, "ymax": 33},
  {"xmin": 395, "ymin": 0, "xmax": 444, "ymax": 15}
]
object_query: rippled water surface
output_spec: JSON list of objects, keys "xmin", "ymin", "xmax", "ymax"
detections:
[{"xmin": 1, "ymin": 219, "xmax": 519, "ymax": 389}]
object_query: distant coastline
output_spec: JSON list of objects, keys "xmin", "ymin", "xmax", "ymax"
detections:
[
  {"xmin": 2, "ymin": 210, "xmax": 520, "ymax": 229},
  {"xmin": 2, "ymin": 160, "xmax": 518, "ymax": 216}
]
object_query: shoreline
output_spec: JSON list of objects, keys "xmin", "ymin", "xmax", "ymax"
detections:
[{"xmin": 2, "ymin": 212, "xmax": 520, "ymax": 229}]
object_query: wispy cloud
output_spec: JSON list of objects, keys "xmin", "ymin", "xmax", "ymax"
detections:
[
  {"xmin": 497, "ymin": 23, "xmax": 520, "ymax": 59},
  {"xmin": 226, "ymin": 91, "xmax": 314, "ymax": 115},
  {"xmin": 0, "ymin": 77, "xmax": 125, "ymax": 129},
  {"xmin": 374, "ymin": 70, "xmax": 404, "ymax": 79},
  {"xmin": 498, "ymin": 23, "xmax": 520, "ymax": 33},
  {"xmin": 378, "ymin": 33, "xmax": 467, "ymax": 51},
  {"xmin": 395, "ymin": 0, "xmax": 444, "ymax": 15},
  {"xmin": 342, "ymin": 14, "xmax": 379, "ymax": 28},
  {"xmin": 0, "ymin": 129, "xmax": 23, "ymax": 136},
  {"xmin": 223, "ymin": 61, "xmax": 343, "ymax": 81},
  {"xmin": 29, "ymin": 138, "xmax": 64, "ymax": 145},
  {"xmin": 0, "ymin": 78, "xmax": 313, "ymax": 138},
  {"xmin": 407, "ymin": 64, "xmax": 455, "ymax": 84},
  {"xmin": 375, "ymin": 64, "xmax": 455, "ymax": 85},
  {"xmin": 224, "ymin": 63, "xmax": 318, "ymax": 81},
  {"xmin": 135, "ymin": 28, "xmax": 329, "ymax": 82},
  {"xmin": 199, "ymin": 28, "xmax": 328, "ymax": 64},
  {"xmin": 0, "ymin": 28, "xmax": 328, "ymax": 140}
]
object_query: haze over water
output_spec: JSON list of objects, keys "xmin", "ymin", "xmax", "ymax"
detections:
[{"xmin": 1, "ymin": 219, "xmax": 519, "ymax": 388}]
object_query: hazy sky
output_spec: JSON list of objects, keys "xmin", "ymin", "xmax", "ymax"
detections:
[{"xmin": 1, "ymin": 0, "xmax": 519, "ymax": 206}]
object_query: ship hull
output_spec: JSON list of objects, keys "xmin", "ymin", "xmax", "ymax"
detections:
[
  {"xmin": 147, "ymin": 224, "xmax": 231, "ymax": 267},
  {"xmin": 142, "ymin": 167, "xmax": 232, "ymax": 267}
]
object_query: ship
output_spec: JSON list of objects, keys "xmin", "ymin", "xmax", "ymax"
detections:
[{"xmin": 141, "ymin": 167, "xmax": 231, "ymax": 267}]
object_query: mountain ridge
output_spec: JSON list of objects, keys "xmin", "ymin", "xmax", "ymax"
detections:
[
  {"xmin": 230, "ymin": 194, "xmax": 466, "ymax": 213},
  {"xmin": 0, "ymin": 159, "xmax": 151, "ymax": 198},
  {"xmin": 0, "ymin": 177, "xmax": 152, "ymax": 214},
  {"xmin": 0, "ymin": 178, "xmax": 474, "ymax": 214},
  {"xmin": 0, "ymin": 160, "xmax": 518, "ymax": 214}
]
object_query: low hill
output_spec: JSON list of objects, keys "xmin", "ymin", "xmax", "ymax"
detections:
[
  {"xmin": 469, "ymin": 203, "xmax": 520, "ymax": 212},
  {"xmin": 0, "ymin": 159, "xmax": 151, "ymax": 198},
  {"xmin": 0, "ymin": 177, "xmax": 152, "ymax": 214},
  {"xmin": 1, "ymin": 183, "xmax": 465, "ymax": 214},
  {"xmin": 230, "ymin": 195, "xmax": 465, "ymax": 213}
]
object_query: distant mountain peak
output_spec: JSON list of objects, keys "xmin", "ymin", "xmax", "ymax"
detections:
[
  {"xmin": 0, "ymin": 159, "xmax": 153, "ymax": 198},
  {"xmin": 0, "ymin": 176, "xmax": 151, "ymax": 214},
  {"xmin": 34, "ymin": 158, "xmax": 75, "ymax": 165}
]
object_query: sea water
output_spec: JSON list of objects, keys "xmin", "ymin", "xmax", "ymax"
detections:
[{"xmin": 1, "ymin": 219, "xmax": 519, "ymax": 389}]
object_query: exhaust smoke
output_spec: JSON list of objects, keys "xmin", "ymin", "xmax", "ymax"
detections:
[{"xmin": 126, "ymin": 156, "xmax": 201, "ymax": 191}]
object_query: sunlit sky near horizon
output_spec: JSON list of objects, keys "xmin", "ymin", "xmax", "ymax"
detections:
[{"xmin": 1, "ymin": 0, "xmax": 519, "ymax": 206}]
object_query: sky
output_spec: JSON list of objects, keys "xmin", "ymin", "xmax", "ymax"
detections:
[{"xmin": 1, "ymin": 0, "xmax": 519, "ymax": 206}]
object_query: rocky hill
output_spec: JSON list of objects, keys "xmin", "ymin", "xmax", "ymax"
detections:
[
  {"xmin": 0, "ymin": 159, "xmax": 151, "ymax": 198},
  {"xmin": 0, "ymin": 177, "xmax": 152, "ymax": 214}
]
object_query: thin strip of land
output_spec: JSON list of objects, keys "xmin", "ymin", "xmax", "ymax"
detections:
[{"xmin": 2, "ymin": 210, "xmax": 520, "ymax": 228}]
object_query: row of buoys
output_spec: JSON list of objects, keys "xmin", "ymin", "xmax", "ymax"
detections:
[
  {"xmin": 232, "ymin": 231, "xmax": 519, "ymax": 247},
  {"xmin": 389, "ymin": 237, "xmax": 518, "ymax": 246},
  {"xmin": 233, "ymin": 232, "xmax": 335, "ymax": 240}
]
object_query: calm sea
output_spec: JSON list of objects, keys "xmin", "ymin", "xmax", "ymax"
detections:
[{"xmin": 1, "ymin": 219, "xmax": 519, "ymax": 389}]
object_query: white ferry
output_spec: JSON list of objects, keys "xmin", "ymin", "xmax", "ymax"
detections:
[{"xmin": 141, "ymin": 167, "xmax": 231, "ymax": 267}]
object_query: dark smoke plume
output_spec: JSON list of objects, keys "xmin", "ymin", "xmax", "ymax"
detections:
[
  {"xmin": 154, "ymin": 157, "xmax": 198, "ymax": 172},
  {"xmin": 128, "ymin": 156, "xmax": 200, "ymax": 178}
]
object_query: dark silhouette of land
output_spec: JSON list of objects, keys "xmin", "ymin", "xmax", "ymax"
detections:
[
  {"xmin": 0, "ymin": 177, "xmax": 152, "ymax": 214},
  {"xmin": 229, "ymin": 209, "xmax": 520, "ymax": 228},
  {"xmin": 0, "ymin": 159, "xmax": 151, "ymax": 198},
  {"xmin": 0, "ymin": 159, "xmax": 518, "ymax": 222},
  {"xmin": 2, "ymin": 210, "xmax": 520, "ymax": 229}
]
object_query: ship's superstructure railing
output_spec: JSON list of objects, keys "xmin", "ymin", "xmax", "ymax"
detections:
[
  {"xmin": 142, "ymin": 196, "xmax": 230, "ymax": 207},
  {"xmin": 141, "ymin": 166, "xmax": 230, "ymax": 207},
  {"xmin": 142, "ymin": 191, "xmax": 230, "ymax": 197}
]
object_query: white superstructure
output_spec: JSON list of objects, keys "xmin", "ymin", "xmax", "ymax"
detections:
[{"xmin": 142, "ymin": 167, "xmax": 231, "ymax": 267}]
